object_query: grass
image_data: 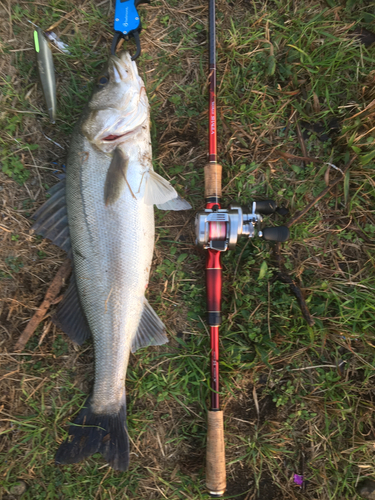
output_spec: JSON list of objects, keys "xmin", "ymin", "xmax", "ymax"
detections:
[{"xmin": 1, "ymin": 0, "xmax": 375, "ymax": 499}]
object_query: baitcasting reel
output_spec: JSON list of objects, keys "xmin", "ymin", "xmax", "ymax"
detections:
[{"xmin": 195, "ymin": 200, "xmax": 289, "ymax": 251}]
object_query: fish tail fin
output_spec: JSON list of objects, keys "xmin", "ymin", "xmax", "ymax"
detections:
[{"xmin": 55, "ymin": 393, "xmax": 129, "ymax": 471}]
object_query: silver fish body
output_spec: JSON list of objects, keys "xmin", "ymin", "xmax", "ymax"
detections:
[
  {"xmin": 67, "ymin": 115, "xmax": 154, "ymax": 418},
  {"xmin": 32, "ymin": 52, "xmax": 191, "ymax": 470}
]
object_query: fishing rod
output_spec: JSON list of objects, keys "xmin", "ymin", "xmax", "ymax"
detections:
[{"xmin": 195, "ymin": 0, "xmax": 290, "ymax": 496}]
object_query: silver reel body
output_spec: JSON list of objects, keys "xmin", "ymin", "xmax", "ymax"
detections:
[{"xmin": 195, "ymin": 201, "xmax": 289, "ymax": 251}]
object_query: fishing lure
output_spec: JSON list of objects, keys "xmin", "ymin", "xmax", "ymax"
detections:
[{"xmin": 33, "ymin": 27, "xmax": 57, "ymax": 124}]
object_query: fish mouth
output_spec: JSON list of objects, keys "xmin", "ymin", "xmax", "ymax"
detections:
[
  {"xmin": 100, "ymin": 129, "xmax": 137, "ymax": 142},
  {"xmin": 111, "ymin": 52, "xmax": 139, "ymax": 83},
  {"xmin": 102, "ymin": 133, "xmax": 129, "ymax": 142},
  {"xmin": 100, "ymin": 126, "xmax": 142, "ymax": 144}
]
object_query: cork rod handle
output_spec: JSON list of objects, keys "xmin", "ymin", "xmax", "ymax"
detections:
[
  {"xmin": 204, "ymin": 163, "xmax": 222, "ymax": 199},
  {"xmin": 206, "ymin": 410, "xmax": 226, "ymax": 496}
]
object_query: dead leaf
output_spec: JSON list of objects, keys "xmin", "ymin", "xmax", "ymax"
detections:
[
  {"xmin": 313, "ymin": 93, "xmax": 320, "ymax": 113},
  {"xmin": 324, "ymin": 165, "xmax": 330, "ymax": 186}
]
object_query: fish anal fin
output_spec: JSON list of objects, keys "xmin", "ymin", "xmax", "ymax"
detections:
[
  {"xmin": 131, "ymin": 299, "xmax": 168, "ymax": 353},
  {"xmin": 104, "ymin": 148, "xmax": 129, "ymax": 205},
  {"xmin": 53, "ymin": 271, "xmax": 91, "ymax": 345}
]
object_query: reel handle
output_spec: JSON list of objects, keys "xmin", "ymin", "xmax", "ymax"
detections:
[
  {"xmin": 255, "ymin": 200, "xmax": 277, "ymax": 215},
  {"xmin": 262, "ymin": 226, "xmax": 290, "ymax": 242}
]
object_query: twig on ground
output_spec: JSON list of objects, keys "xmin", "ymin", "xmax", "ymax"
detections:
[
  {"xmin": 296, "ymin": 121, "xmax": 308, "ymax": 168},
  {"xmin": 277, "ymin": 151, "xmax": 320, "ymax": 164},
  {"xmin": 46, "ymin": 10, "xmax": 74, "ymax": 32},
  {"xmin": 14, "ymin": 259, "xmax": 72, "ymax": 351},
  {"xmin": 273, "ymin": 243, "xmax": 315, "ymax": 326}
]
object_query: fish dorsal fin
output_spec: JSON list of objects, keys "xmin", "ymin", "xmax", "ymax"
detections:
[
  {"xmin": 131, "ymin": 299, "xmax": 168, "ymax": 353},
  {"xmin": 144, "ymin": 170, "xmax": 179, "ymax": 206},
  {"xmin": 104, "ymin": 147, "xmax": 130, "ymax": 206},
  {"xmin": 32, "ymin": 179, "xmax": 71, "ymax": 254},
  {"xmin": 157, "ymin": 195, "xmax": 191, "ymax": 211},
  {"xmin": 53, "ymin": 271, "xmax": 92, "ymax": 345}
]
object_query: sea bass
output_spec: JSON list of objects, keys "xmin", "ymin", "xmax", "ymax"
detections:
[{"xmin": 32, "ymin": 52, "xmax": 191, "ymax": 470}]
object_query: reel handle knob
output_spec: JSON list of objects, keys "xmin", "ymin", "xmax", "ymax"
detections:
[
  {"xmin": 262, "ymin": 226, "xmax": 289, "ymax": 242},
  {"xmin": 255, "ymin": 200, "xmax": 277, "ymax": 215}
]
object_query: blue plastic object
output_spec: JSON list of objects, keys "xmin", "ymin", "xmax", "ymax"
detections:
[
  {"xmin": 112, "ymin": 0, "xmax": 149, "ymax": 60},
  {"xmin": 114, "ymin": 0, "xmax": 141, "ymax": 37}
]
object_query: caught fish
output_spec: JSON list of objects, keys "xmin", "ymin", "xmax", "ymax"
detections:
[{"xmin": 32, "ymin": 52, "xmax": 191, "ymax": 470}]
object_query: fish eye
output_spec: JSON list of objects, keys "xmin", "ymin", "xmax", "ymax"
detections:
[{"xmin": 98, "ymin": 75, "xmax": 109, "ymax": 86}]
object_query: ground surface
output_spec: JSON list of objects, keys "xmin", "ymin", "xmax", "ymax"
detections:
[{"xmin": 1, "ymin": 0, "xmax": 375, "ymax": 499}]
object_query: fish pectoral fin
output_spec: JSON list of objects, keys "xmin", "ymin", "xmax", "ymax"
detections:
[
  {"xmin": 145, "ymin": 170, "xmax": 191, "ymax": 210},
  {"xmin": 31, "ymin": 179, "xmax": 71, "ymax": 254},
  {"xmin": 53, "ymin": 271, "xmax": 92, "ymax": 345},
  {"xmin": 144, "ymin": 170, "xmax": 178, "ymax": 206},
  {"xmin": 104, "ymin": 147, "xmax": 130, "ymax": 205},
  {"xmin": 157, "ymin": 195, "xmax": 192, "ymax": 211},
  {"xmin": 131, "ymin": 299, "xmax": 168, "ymax": 353}
]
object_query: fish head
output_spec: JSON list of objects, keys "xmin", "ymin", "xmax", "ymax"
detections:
[{"xmin": 82, "ymin": 52, "xmax": 149, "ymax": 153}]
